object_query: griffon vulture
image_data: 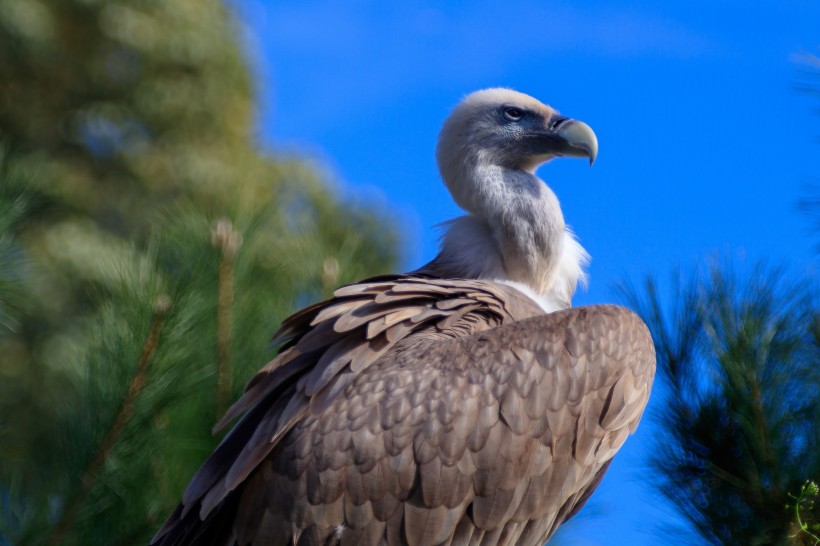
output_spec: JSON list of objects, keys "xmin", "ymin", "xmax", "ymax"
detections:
[{"xmin": 152, "ymin": 89, "xmax": 656, "ymax": 546}]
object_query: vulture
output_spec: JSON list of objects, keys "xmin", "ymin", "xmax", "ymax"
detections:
[{"xmin": 152, "ymin": 89, "xmax": 656, "ymax": 546}]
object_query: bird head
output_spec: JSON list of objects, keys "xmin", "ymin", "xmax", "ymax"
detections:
[{"xmin": 436, "ymin": 88, "xmax": 597, "ymax": 212}]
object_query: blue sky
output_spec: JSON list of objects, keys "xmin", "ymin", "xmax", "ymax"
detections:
[{"xmin": 232, "ymin": 1, "xmax": 819, "ymax": 543}]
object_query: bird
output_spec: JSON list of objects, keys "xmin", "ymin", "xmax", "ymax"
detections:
[{"xmin": 151, "ymin": 88, "xmax": 656, "ymax": 546}]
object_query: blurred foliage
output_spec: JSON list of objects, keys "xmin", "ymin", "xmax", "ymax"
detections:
[
  {"xmin": 621, "ymin": 264, "xmax": 820, "ymax": 545},
  {"xmin": 0, "ymin": 1, "xmax": 398, "ymax": 545}
]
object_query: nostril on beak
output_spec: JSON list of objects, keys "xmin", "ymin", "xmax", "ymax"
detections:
[{"xmin": 549, "ymin": 115, "xmax": 570, "ymax": 131}]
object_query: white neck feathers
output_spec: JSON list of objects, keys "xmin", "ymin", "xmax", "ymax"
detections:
[{"xmin": 432, "ymin": 162, "xmax": 589, "ymax": 312}]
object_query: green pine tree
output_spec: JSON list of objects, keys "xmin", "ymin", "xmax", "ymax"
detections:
[
  {"xmin": 0, "ymin": 2, "xmax": 399, "ymax": 545},
  {"xmin": 621, "ymin": 265, "xmax": 820, "ymax": 545}
]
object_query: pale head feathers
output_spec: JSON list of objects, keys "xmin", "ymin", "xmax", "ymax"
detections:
[
  {"xmin": 429, "ymin": 88, "xmax": 595, "ymax": 312},
  {"xmin": 436, "ymin": 88, "xmax": 561, "ymax": 213}
]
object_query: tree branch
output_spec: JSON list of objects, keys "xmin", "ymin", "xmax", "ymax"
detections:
[{"xmin": 48, "ymin": 295, "xmax": 171, "ymax": 546}]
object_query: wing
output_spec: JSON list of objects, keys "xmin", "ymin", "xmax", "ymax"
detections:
[
  {"xmin": 252, "ymin": 305, "xmax": 653, "ymax": 546},
  {"xmin": 152, "ymin": 280, "xmax": 654, "ymax": 546},
  {"xmin": 151, "ymin": 275, "xmax": 543, "ymax": 546}
]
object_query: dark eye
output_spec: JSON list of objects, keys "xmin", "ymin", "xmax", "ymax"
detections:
[{"xmin": 503, "ymin": 107, "xmax": 525, "ymax": 122}]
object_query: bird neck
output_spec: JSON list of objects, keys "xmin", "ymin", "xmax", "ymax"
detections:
[{"xmin": 432, "ymin": 160, "xmax": 569, "ymax": 297}]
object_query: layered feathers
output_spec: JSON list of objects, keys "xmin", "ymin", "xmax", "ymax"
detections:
[{"xmin": 152, "ymin": 276, "xmax": 654, "ymax": 546}]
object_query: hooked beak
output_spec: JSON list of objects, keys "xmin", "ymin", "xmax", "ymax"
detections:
[
  {"xmin": 554, "ymin": 118, "xmax": 598, "ymax": 165},
  {"xmin": 539, "ymin": 115, "xmax": 599, "ymax": 166}
]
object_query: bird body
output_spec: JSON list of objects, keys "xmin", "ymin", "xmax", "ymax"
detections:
[{"xmin": 152, "ymin": 89, "xmax": 655, "ymax": 546}]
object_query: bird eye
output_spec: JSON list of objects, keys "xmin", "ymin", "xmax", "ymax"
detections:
[{"xmin": 503, "ymin": 107, "xmax": 525, "ymax": 122}]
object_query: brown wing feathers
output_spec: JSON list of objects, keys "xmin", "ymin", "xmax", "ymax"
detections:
[{"xmin": 152, "ymin": 277, "xmax": 654, "ymax": 546}]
